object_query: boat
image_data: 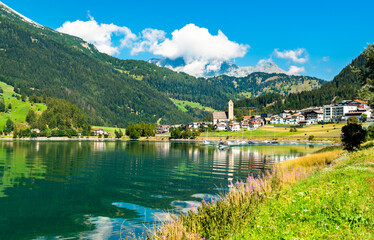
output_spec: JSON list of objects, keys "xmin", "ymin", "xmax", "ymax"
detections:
[
  {"xmin": 203, "ymin": 140, "xmax": 213, "ymax": 144},
  {"xmin": 218, "ymin": 144, "xmax": 229, "ymax": 150},
  {"xmin": 247, "ymin": 141, "xmax": 256, "ymax": 145}
]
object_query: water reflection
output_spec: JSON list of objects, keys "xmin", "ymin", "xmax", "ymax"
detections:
[{"xmin": 0, "ymin": 141, "xmax": 325, "ymax": 239}]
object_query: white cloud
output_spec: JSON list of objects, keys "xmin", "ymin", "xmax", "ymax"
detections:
[
  {"xmin": 274, "ymin": 48, "xmax": 308, "ymax": 64},
  {"xmin": 57, "ymin": 16, "xmax": 137, "ymax": 55},
  {"xmin": 130, "ymin": 28, "xmax": 166, "ymax": 55},
  {"xmin": 322, "ymin": 56, "xmax": 330, "ymax": 62},
  {"xmin": 133, "ymin": 24, "xmax": 249, "ymax": 77},
  {"xmin": 325, "ymin": 68, "xmax": 332, "ymax": 73},
  {"xmin": 57, "ymin": 19, "xmax": 249, "ymax": 77},
  {"xmin": 287, "ymin": 66, "xmax": 305, "ymax": 75}
]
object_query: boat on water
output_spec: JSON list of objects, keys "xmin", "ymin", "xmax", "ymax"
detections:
[
  {"xmin": 268, "ymin": 140, "xmax": 279, "ymax": 144},
  {"xmin": 247, "ymin": 141, "xmax": 256, "ymax": 145},
  {"xmin": 203, "ymin": 140, "xmax": 213, "ymax": 144},
  {"xmin": 218, "ymin": 144, "xmax": 229, "ymax": 150}
]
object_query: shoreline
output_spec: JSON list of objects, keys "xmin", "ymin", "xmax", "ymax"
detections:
[{"xmin": 0, "ymin": 136, "xmax": 334, "ymax": 144}]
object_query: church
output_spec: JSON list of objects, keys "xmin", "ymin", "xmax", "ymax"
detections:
[{"xmin": 212, "ymin": 100, "xmax": 235, "ymax": 123}]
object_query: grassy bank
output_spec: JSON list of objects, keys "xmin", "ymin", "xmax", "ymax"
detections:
[
  {"xmin": 201, "ymin": 124, "xmax": 346, "ymax": 140},
  {"xmin": 154, "ymin": 147, "xmax": 374, "ymax": 239}
]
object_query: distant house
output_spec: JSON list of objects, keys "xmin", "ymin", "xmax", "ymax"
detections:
[
  {"xmin": 249, "ymin": 121, "xmax": 262, "ymax": 129},
  {"xmin": 93, "ymin": 128, "xmax": 107, "ymax": 136},
  {"xmin": 229, "ymin": 122, "xmax": 241, "ymax": 131},
  {"xmin": 304, "ymin": 109, "xmax": 324, "ymax": 124},
  {"xmin": 215, "ymin": 123, "xmax": 227, "ymax": 131},
  {"xmin": 157, "ymin": 125, "xmax": 170, "ymax": 133},
  {"xmin": 270, "ymin": 115, "xmax": 284, "ymax": 125}
]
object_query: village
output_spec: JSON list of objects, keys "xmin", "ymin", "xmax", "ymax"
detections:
[{"xmin": 156, "ymin": 99, "xmax": 372, "ymax": 134}]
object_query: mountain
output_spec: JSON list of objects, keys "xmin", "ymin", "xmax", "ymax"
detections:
[
  {"xmin": 0, "ymin": 2, "xmax": 327, "ymax": 126},
  {"xmin": 209, "ymin": 73, "xmax": 325, "ymax": 98},
  {"xmin": 234, "ymin": 54, "xmax": 366, "ymax": 114},
  {"xmin": 0, "ymin": 2, "xmax": 197, "ymax": 127},
  {"xmin": 149, "ymin": 57, "xmax": 287, "ymax": 78}
]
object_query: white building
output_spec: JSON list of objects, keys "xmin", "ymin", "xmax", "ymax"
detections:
[{"xmin": 323, "ymin": 99, "xmax": 370, "ymax": 122}]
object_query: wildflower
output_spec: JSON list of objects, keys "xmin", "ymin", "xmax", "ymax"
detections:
[
  {"xmin": 336, "ymin": 226, "xmax": 339, "ymax": 230},
  {"xmin": 211, "ymin": 199, "xmax": 214, "ymax": 204}
]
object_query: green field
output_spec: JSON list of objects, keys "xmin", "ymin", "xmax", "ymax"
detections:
[
  {"xmin": 201, "ymin": 123, "xmax": 348, "ymax": 140},
  {"xmin": 170, "ymin": 98, "xmax": 217, "ymax": 112},
  {"xmin": 0, "ymin": 82, "xmax": 47, "ymax": 131},
  {"xmin": 91, "ymin": 126, "xmax": 126, "ymax": 135}
]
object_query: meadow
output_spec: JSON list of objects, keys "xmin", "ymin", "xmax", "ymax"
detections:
[
  {"xmin": 154, "ymin": 147, "xmax": 374, "ymax": 239},
  {"xmin": 0, "ymin": 82, "xmax": 46, "ymax": 131},
  {"xmin": 202, "ymin": 123, "xmax": 347, "ymax": 140}
]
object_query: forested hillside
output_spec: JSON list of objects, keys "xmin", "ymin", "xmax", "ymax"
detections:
[
  {"xmin": 235, "ymin": 54, "xmax": 365, "ymax": 114},
  {"xmin": 209, "ymin": 73, "xmax": 325, "ymax": 98},
  {"xmin": 0, "ymin": 10, "xmax": 195, "ymax": 127}
]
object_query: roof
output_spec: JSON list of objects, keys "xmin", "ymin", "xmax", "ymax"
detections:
[
  {"xmin": 352, "ymin": 99, "xmax": 368, "ymax": 104},
  {"xmin": 213, "ymin": 111, "xmax": 228, "ymax": 119}
]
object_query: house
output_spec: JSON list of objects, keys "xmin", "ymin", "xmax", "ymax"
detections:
[
  {"xmin": 215, "ymin": 123, "xmax": 227, "ymax": 131},
  {"xmin": 279, "ymin": 110, "xmax": 292, "ymax": 119},
  {"xmin": 270, "ymin": 115, "xmax": 284, "ymax": 125},
  {"xmin": 304, "ymin": 109, "xmax": 324, "ymax": 124},
  {"xmin": 249, "ymin": 121, "xmax": 262, "ymax": 129},
  {"xmin": 344, "ymin": 108, "xmax": 372, "ymax": 121},
  {"xmin": 93, "ymin": 128, "xmax": 108, "ymax": 136},
  {"xmin": 212, "ymin": 100, "xmax": 235, "ymax": 123},
  {"xmin": 229, "ymin": 122, "xmax": 241, "ymax": 131},
  {"xmin": 157, "ymin": 125, "xmax": 170, "ymax": 133}
]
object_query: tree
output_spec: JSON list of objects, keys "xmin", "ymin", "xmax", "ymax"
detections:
[
  {"xmin": 4, "ymin": 118, "xmax": 14, "ymax": 135},
  {"xmin": 129, "ymin": 130, "xmax": 140, "ymax": 140},
  {"xmin": 361, "ymin": 113, "xmax": 367, "ymax": 122},
  {"xmin": 21, "ymin": 92, "xmax": 27, "ymax": 102},
  {"xmin": 353, "ymin": 44, "xmax": 374, "ymax": 108},
  {"xmin": 341, "ymin": 123, "xmax": 367, "ymax": 151},
  {"xmin": 114, "ymin": 129, "xmax": 123, "ymax": 139},
  {"xmin": 347, "ymin": 116, "xmax": 359, "ymax": 125},
  {"xmin": 26, "ymin": 110, "xmax": 37, "ymax": 124},
  {"xmin": 0, "ymin": 99, "xmax": 5, "ymax": 112}
]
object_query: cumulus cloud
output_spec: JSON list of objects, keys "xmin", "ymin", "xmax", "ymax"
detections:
[
  {"xmin": 130, "ymin": 28, "xmax": 166, "ymax": 55},
  {"xmin": 57, "ymin": 19, "xmax": 249, "ymax": 77},
  {"xmin": 134, "ymin": 24, "xmax": 249, "ymax": 76},
  {"xmin": 57, "ymin": 16, "xmax": 137, "ymax": 55},
  {"xmin": 287, "ymin": 65, "xmax": 305, "ymax": 75},
  {"xmin": 274, "ymin": 48, "xmax": 308, "ymax": 64}
]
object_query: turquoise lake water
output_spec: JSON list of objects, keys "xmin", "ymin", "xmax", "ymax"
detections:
[{"xmin": 0, "ymin": 141, "xmax": 325, "ymax": 239}]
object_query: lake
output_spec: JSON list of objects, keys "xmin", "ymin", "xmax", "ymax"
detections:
[{"xmin": 0, "ymin": 141, "xmax": 326, "ymax": 239}]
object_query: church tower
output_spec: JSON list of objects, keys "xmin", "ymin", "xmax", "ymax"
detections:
[{"xmin": 228, "ymin": 100, "xmax": 234, "ymax": 121}]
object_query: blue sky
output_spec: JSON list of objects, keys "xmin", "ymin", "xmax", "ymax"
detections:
[{"xmin": 3, "ymin": 0, "xmax": 374, "ymax": 80}]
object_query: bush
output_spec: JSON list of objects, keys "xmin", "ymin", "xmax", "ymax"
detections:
[
  {"xmin": 341, "ymin": 123, "xmax": 367, "ymax": 151},
  {"xmin": 308, "ymin": 135, "xmax": 315, "ymax": 141}
]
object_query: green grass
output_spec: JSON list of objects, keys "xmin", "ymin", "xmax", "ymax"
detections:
[
  {"xmin": 233, "ymin": 148, "xmax": 374, "ymax": 239},
  {"xmin": 91, "ymin": 125, "xmax": 126, "ymax": 135},
  {"xmin": 0, "ymin": 81, "xmax": 47, "ymax": 131},
  {"xmin": 170, "ymin": 98, "xmax": 216, "ymax": 112},
  {"xmin": 202, "ymin": 123, "xmax": 347, "ymax": 140},
  {"xmin": 155, "ymin": 147, "xmax": 374, "ymax": 239}
]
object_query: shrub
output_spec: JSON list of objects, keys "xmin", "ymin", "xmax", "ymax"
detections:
[{"xmin": 341, "ymin": 123, "xmax": 367, "ymax": 151}]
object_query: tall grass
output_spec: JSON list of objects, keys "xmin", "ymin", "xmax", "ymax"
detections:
[{"xmin": 153, "ymin": 150, "xmax": 343, "ymax": 239}]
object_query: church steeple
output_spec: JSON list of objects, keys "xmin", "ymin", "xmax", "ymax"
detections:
[{"xmin": 228, "ymin": 100, "xmax": 234, "ymax": 120}]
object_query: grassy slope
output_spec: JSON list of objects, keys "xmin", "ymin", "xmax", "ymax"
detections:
[
  {"xmin": 0, "ymin": 81, "xmax": 46, "ymax": 130},
  {"xmin": 232, "ymin": 148, "xmax": 374, "ymax": 239},
  {"xmin": 203, "ymin": 123, "xmax": 346, "ymax": 140},
  {"xmin": 170, "ymin": 98, "xmax": 217, "ymax": 113},
  {"xmin": 91, "ymin": 125, "xmax": 126, "ymax": 135},
  {"xmin": 155, "ymin": 147, "xmax": 374, "ymax": 239}
]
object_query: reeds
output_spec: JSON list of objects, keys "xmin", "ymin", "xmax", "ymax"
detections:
[{"xmin": 153, "ymin": 150, "xmax": 343, "ymax": 239}]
